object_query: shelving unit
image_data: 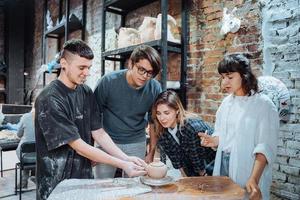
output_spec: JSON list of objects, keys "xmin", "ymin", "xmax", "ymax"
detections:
[
  {"xmin": 0, "ymin": 72, "xmax": 6, "ymax": 103},
  {"xmin": 0, "ymin": 2, "xmax": 6, "ymax": 103},
  {"xmin": 41, "ymin": 0, "xmax": 87, "ymax": 86},
  {"xmin": 101, "ymin": 0, "xmax": 189, "ymax": 106}
]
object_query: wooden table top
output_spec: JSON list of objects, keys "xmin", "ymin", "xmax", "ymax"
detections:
[
  {"xmin": 48, "ymin": 176, "xmax": 245, "ymax": 200},
  {"xmin": 123, "ymin": 176, "xmax": 245, "ymax": 200}
]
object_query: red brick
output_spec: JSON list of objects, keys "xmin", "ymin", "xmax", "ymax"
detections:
[
  {"xmin": 227, "ymin": 46, "xmax": 247, "ymax": 53},
  {"xmin": 246, "ymin": 44, "xmax": 260, "ymax": 52},
  {"xmin": 204, "ymin": 49, "xmax": 225, "ymax": 57},
  {"xmin": 200, "ymin": 115, "xmax": 216, "ymax": 124},
  {"xmin": 189, "ymin": 51, "xmax": 203, "ymax": 58},
  {"xmin": 206, "ymin": 93, "xmax": 225, "ymax": 101},
  {"xmin": 204, "ymin": 6, "xmax": 222, "ymax": 14},
  {"xmin": 203, "ymin": 57, "xmax": 222, "ymax": 66},
  {"xmin": 202, "ymin": 33, "xmax": 219, "ymax": 42},
  {"xmin": 188, "ymin": 58, "xmax": 201, "ymax": 65},
  {"xmin": 206, "ymin": 11, "xmax": 223, "ymax": 21}
]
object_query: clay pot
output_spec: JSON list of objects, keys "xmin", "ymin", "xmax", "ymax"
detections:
[{"xmin": 147, "ymin": 158, "xmax": 168, "ymax": 179}]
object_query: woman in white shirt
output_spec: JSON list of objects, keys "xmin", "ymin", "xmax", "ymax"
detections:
[{"xmin": 199, "ymin": 54, "xmax": 279, "ymax": 200}]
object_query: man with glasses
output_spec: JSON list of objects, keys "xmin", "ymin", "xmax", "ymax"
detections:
[{"xmin": 94, "ymin": 45, "xmax": 162, "ymax": 178}]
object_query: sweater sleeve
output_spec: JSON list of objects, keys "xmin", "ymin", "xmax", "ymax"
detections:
[{"xmin": 94, "ymin": 77, "xmax": 108, "ymax": 129}]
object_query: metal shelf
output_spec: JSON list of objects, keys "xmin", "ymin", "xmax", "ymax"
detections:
[
  {"xmin": 103, "ymin": 40, "xmax": 181, "ymax": 60},
  {"xmin": 105, "ymin": 0, "xmax": 157, "ymax": 14},
  {"xmin": 42, "ymin": 0, "xmax": 87, "ymax": 87},
  {"xmin": 44, "ymin": 15, "xmax": 82, "ymax": 38}
]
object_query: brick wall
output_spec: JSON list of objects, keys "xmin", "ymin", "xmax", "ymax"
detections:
[
  {"xmin": 261, "ymin": 0, "xmax": 300, "ymax": 199},
  {"xmin": 188, "ymin": 0, "xmax": 263, "ymax": 123}
]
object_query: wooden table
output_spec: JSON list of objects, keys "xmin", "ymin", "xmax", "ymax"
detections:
[{"xmin": 48, "ymin": 176, "xmax": 245, "ymax": 200}]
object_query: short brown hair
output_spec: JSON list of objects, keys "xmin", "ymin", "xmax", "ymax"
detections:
[
  {"xmin": 130, "ymin": 45, "xmax": 161, "ymax": 77},
  {"xmin": 58, "ymin": 39, "xmax": 94, "ymax": 62}
]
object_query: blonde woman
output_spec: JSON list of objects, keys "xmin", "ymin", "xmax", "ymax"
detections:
[{"xmin": 152, "ymin": 90, "xmax": 215, "ymax": 176}]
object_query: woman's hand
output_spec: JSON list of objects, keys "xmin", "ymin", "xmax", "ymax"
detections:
[
  {"xmin": 198, "ymin": 132, "xmax": 219, "ymax": 148},
  {"xmin": 246, "ymin": 178, "xmax": 262, "ymax": 200}
]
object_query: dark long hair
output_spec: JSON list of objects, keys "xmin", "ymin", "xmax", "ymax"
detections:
[{"xmin": 218, "ymin": 54, "xmax": 258, "ymax": 96}]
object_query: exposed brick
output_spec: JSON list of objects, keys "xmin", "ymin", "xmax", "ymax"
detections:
[
  {"xmin": 276, "ymin": 156, "xmax": 288, "ymax": 165},
  {"xmin": 272, "ymin": 171, "xmax": 287, "ymax": 181},
  {"xmin": 280, "ymin": 165, "xmax": 300, "ymax": 176},
  {"xmin": 273, "ymin": 71, "xmax": 291, "ymax": 79},
  {"xmin": 289, "ymin": 158, "xmax": 300, "ymax": 168},
  {"xmin": 272, "ymin": 182, "xmax": 295, "ymax": 193},
  {"xmin": 203, "ymin": 6, "xmax": 222, "ymax": 14},
  {"xmin": 272, "ymin": 189, "xmax": 300, "ymax": 200},
  {"xmin": 273, "ymin": 163, "xmax": 280, "ymax": 171},
  {"xmin": 288, "ymin": 175, "xmax": 300, "ymax": 185},
  {"xmin": 280, "ymin": 124, "xmax": 300, "ymax": 132},
  {"xmin": 278, "ymin": 131, "xmax": 294, "ymax": 140},
  {"xmin": 277, "ymin": 147, "xmax": 299, "ymax": 157},
  {"xmin": 286, "ymin": 140, "xmax": 300, "ymax": 149}
]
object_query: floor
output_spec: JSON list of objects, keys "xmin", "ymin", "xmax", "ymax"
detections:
[{"xmin": 0, "ymin": 150, "xmax": 36, "ymax": 200}]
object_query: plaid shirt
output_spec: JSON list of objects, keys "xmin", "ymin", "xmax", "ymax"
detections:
[{"xmin": 158, "ymin": 118, "xmax": 216, "ymax": 176}]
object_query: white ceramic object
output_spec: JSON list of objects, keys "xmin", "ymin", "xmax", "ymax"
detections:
[
  {"xmin": 146, "ymin": 158, "xmax": 168, "ymax": 179},
  {"xmin": 154, "ymin": 13, "xmax": 180, "ymax": 43},
  {"xmin": 138, "ymin": 17, "xmax": 157, "ymax": 43},
  {"xmin": 117, "ymin": 27, "xmax": 141, "ymax": 48}
]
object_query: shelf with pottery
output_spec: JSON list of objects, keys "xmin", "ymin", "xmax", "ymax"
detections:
[
  {"xmin": 103, "ymin": 40, "xmax": 181, "ymax": 60},
  {"xmin": 105, "ymin": 0, "xmax": 157, "ymax": 13},
  {"xmin": 42, "ymin": 0, "xmax": 86, "ymax": 87},
  {"xmin": 0, "ymin": 71, "xmax": 6, "ymax": 97},
  {"xmin": 44, "ymin": 14, "xmax": 82, "ymax": 38}
]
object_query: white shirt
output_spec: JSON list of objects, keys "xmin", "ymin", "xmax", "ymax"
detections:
[
  {"xmin": 168, "ymin": 125, "xmax": 180, "ymax": 144},
  {"xmin": 212, "ymin": 93, "xmax": 279, "ymax": 200}
]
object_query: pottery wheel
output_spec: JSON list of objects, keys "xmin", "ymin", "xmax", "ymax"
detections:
[{"xmin": 140, "ymin": 176, "xmax": 174, "ymax": 186}]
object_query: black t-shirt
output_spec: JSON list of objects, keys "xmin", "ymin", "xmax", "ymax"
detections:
[{"xmin": 35, "ymin": 80, "xmax": 101, "ymax": 200}]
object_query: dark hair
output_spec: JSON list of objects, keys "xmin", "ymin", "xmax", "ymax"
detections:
[
  {"xmin": 58, "ymin": 39, "xmax": 94, "ymax": 62},
  {"xmin": 218, "ymin": 54, "xmax": 258, "ymax": 96},
  {"xmin": 130, "ymin": 45, "xmax": 161, "ymax": 77}
]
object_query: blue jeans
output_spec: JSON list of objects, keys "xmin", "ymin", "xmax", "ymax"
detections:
[
  {"xmin": 220, "ymin": 151, "xmax": 230, "ymax": 176},
  {"xmin": 94, "ymin": 141, "xmax": 146, "ymax": 179}
]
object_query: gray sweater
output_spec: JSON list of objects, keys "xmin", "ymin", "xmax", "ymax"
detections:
[
  {"xmin": 16, "ymin": 112, "xmax": 35, "ymax": 159},
  {"xmin": 94, "ymin": 69, "xmax": 161, "ymax": 144}
]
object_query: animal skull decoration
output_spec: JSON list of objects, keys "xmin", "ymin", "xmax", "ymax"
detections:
[{"xmin": 220, "ymin": 7, "xmax": 241, "ymax": 36}]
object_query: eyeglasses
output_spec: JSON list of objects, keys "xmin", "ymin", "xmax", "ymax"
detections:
[{"xmin": 135, "ymin": 65, "xmax": 154, "ymax": 78}]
